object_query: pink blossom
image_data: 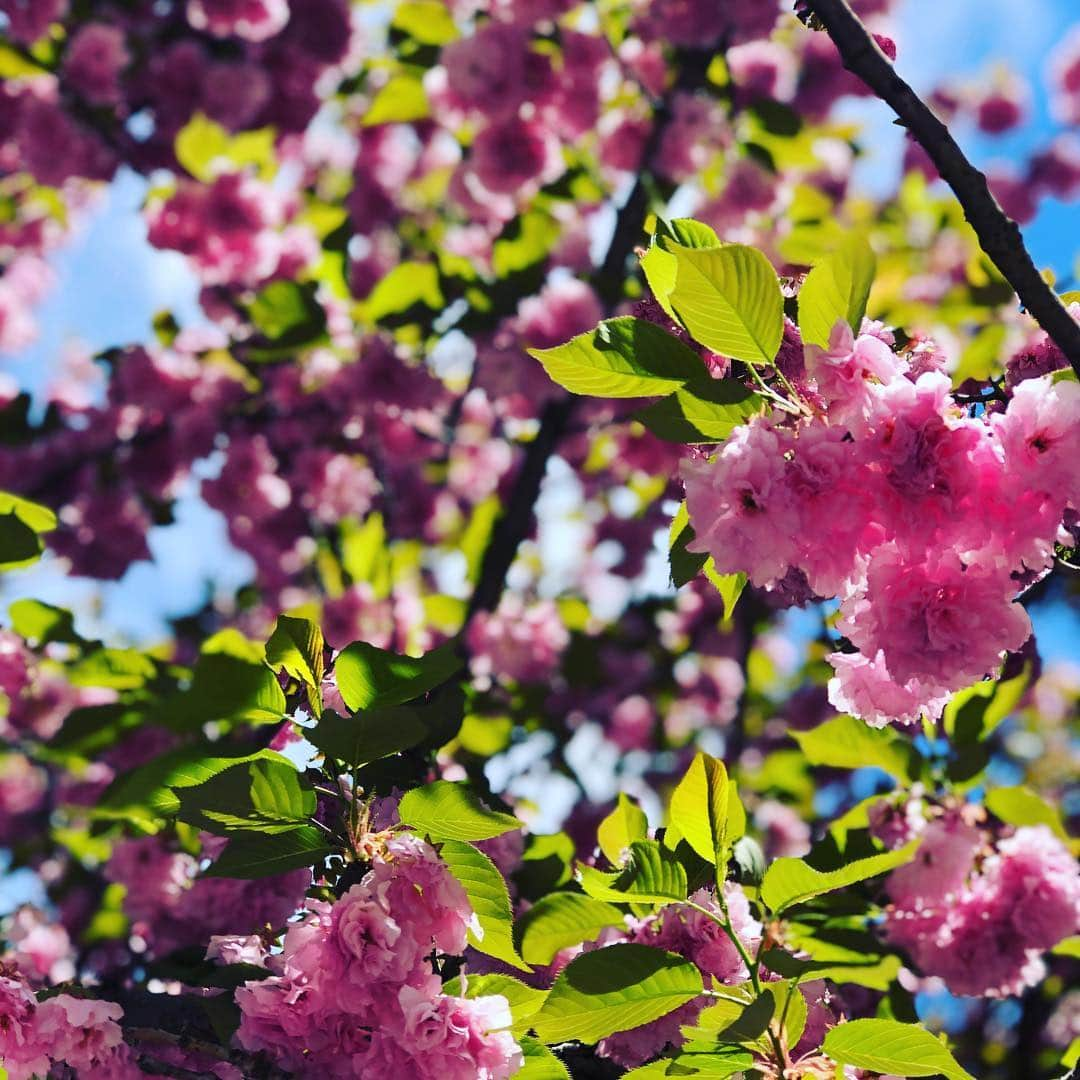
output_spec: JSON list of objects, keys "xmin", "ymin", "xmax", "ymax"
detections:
[
  {"xmin": 993, "ymin": 374, "xmax": 1080, "ymax": 511},
  {"xmin": 728, "ymin": 40, "xmax": 798, "ymax": 104},
  {"xmin": 186, "ymin": 0, "xmax": 290, "ymax": 41},
  {"xmin": 0, "ymin": 0, "xmax": 67, "ymax": 44},
  {"xmin": 439, "ymin": 23, "xmax": 541, "ymax": 120},
  {"xmin": 206, "ymin": 934, "xmax": 270, "ymax": 967},
  {"xmin": 868, "ymin": 796, "xmax": 926, "ymax": 850},
  {"xmin": 805, "ymin": 320, "xmax": 908, "ymax": 431},
  {"xmin": 837, "ymin": 546, "xmax": 1031, "ymax": 695},
  {"xmin": 1049, "ymin": 26, "xmax": 1080, "ymax": 126},
  {"xmin": 63, "ymin": 23, "xmax": 130, "ymax": 106},
  {"xmin": 754, "ymin": 799, "xmax": 811, "ymax": 859},
  {"xmin": 32, "ymin": 995, "xmax": 125, "ymax": 1071},
  {"xmin": 3, "ymin": 908, "xmax": 74, "ymax": 985},
  {"xmin": 886, "ymin": 825, "xmax": 1079, "ymax": 998},
  {"xmin": 682, "ymin": 419, "xmax": 799, "ymax": 587},
  {"xmin": 0, "ymin": 974, "xmax": 49, "ymax": 1080},
  {"xmin": 395, "ymin": 986, "xmax": 523, "ymax": 1080},
  {"xmin": 886, "ymin": 815, "xmax": 982, "ymax": 909},
  {"xmin": 988, "ymin": 826, "xmax": 1080, "ymax": 951},
  {"xmin": 470, "ymin": 117, "xmax": 563, "ymax": 197},
  {"xmin": 145, "ymin": 174, "xmax": 286, "ymax": 288},
  {"xmin": 517, "ymin": 278, "xmax": 603, "ymax": 351},
  {"xmin": 467, "ymin": 597, "xmax": 569, "ymax": 684},
  {"xmin": 827, "ymin": 650, "xmax": 951, "ymax": 728}
]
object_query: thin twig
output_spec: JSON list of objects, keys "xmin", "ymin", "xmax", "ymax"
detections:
[{"xmin": 803, "ymin": 0, "xmax": 1080, "ymax": 377}]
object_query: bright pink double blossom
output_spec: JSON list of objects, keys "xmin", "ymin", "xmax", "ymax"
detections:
[
  {"xmin": 0, "ymin": 974, "xmax": 137, "ymax": 1080},
  {"xmin": 235, "ymin": 834, "xmax": 522, "ymax": 1078},
  {"xmin": 884, "ymin": 820, "xmax": 1080, "ymax": 997},
  {"xmin": 684, "ymin": 319, "xmax": 1080, "ymax": 726}
]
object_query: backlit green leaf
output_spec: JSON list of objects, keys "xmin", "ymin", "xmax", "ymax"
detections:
[
  {"xmin": 797, "ymin": 233, "xmax": 877, "ymax": 347},
  {"xmin": 532, "ymin": 943, "xmax": 703, "ymax": 1044},
  {"xmin": 439, "ymin": 839, "xmax": 530, "ymax": 971},
  {"xmin": 399, "ymin": 781, "xmax": 521, "ymax": 842},
  {"xmin": 515, "ymin": 892, "xmax": 625, "ymax": 966},
  {"xmin": 528, "ymin": 317, "xmax": 708, "ymax": 398},
  {"xmin": 823, "ymin": 1019, "xmax": 974, "ymax": 1079},
  {"xmin": 666, "ymin": 244, "xmax": 784, "ymax": 365},
  {"xmin": 761, "ymin": 840, "xmax": 920, "ymax": 914}
]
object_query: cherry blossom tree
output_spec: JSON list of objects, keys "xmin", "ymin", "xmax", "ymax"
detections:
[{"xmin": 0, "ymin": 0, "xmax": 1077, "ymax": 1077}]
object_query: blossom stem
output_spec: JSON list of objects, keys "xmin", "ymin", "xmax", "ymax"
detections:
[
  {"xmin": 802, "ymin": 0, "xmax": 1080, "ymax": 378},
  {"xmin": 685, "ymin": 895, "xmax": 790, "ymax": 1076}
]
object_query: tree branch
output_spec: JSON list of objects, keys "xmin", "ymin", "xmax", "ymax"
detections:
[
  {"xmin": 465, "ymin": 47, "xmax": 715, "ymax": 624},
  {"xmin": 803, "ymin": 0, "xmax": 1080, "ymax": 377}
]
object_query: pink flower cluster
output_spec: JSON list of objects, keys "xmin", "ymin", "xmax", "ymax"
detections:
[
  {"xmin": 105, "ymin": 834, "xmax": 310, "ymax": 958},
  {"xmin": 145, "ymin": 173, "xmax": 315, "ymax": 289},
  {"xmin": 235, "ymin": 833, "xmax": 522, "ymax": 1078},
  {"xmin": 0, "ymin": 969, "xmax": 138, "ymax": 1080},
  {"xmin": 596, "ymin": 885, "xmax": 762, "ymax": 1068},
  {"xmin": 466, "ymin": 596, "xmax": 570, "ymax": 685},
  {"xmin": 683, "ymin": 318, "xmax": 1080, "ymax": 726},
  {"xmin": 885, "ymin": 819, "xmax": 1080, "ymax": 997}
]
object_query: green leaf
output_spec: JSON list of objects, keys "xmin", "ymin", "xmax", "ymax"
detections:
[
  {"xmin": 247, "ymin": 281, "xmax": 327, "ymax": 355},
  {"xmin": 528, "ymin": 317, "xmax": 708, "ymax": 399},
  {"xmin": 438, "ymin": 840, "xmax": 530, "ymax": 971},
  {"xmin": 516, "ymin": 1038, "xmax": 571, "ymax": 1079},
  {"xmin": 0, "ymin": 512, "xmax": 43, "ymax": 568},
  {"xmin": 174, "ymin": 758, "xmax": 315, "ymax": 835},
  {"xmin": 334, "ymin": 640, "xmax": 462, "ymax": 712},
  {"xmin": 101, "ymin": 747, "xmax": 295, "ymax": 819},
  {"xmin": 8, "ymin": 599, "xmax": 78, "ymax": 645},
  {"xmin": 797, "ymin": 233, "xmax": 877, "ymax": 347},
  {"xmin": 790, "ymin": 714, "xmax": 918, "ymax": 782},
  {"xmin": 340, "ymin": 513, "xmax": 389, "ymax": 592},
  {"xmin": 703, "ymin": 565, "xmax": 746, "ymax": 622},
  {"xmin": 363, "ymin": 74, "xmax": 429, "ymax": 126},
  {"xmin": 623, "ymin": 1050, "xmax": 752, "ymax": 1078},
  {"xmin": 491, "ymin": 211, "xmax": 560, "ymax": 277},
  {"xmin": 515, "ymin": 893, "xmax": 626, "ymax": 966},
  {"xmin": 598, "ymin": 793, "xmax": 649, "ymax": 864},
  {"xmin": 761, "ymin": 946, "xmax": 902, "ymax": 991},
  {"xmin": 0, "ymin": 492, "xmax": 57, "ymax": 532},
  {"xmin": 363, "ymin": 261, "xmax": 443, "ymax": 321},
  {"xmin": 399, "ymin": 781, "xmax": 521, "ymax": 842},
  {"xmin": 668, "ymin": 751, "xmax": 736, "ymax": 867},
  {"xmin": 761, "ymin": 839, "xmax": 920, "ymax": 914},
  {"xmin": 205, "ymin": 826, "xmax": 332, "ymax": 879},
  {"xmin": 265, "ymin": 615, "xmax": 325, "ymax": 712},
  {"xmin": 823, "ymin": 1019, "xmax": 974, "ymax": 1079},
  {"xmin": 65, "ymin": 648, "xmax": 156, "ymax": 690},
  {"xmin": 636, "ymin": 376, "xmax": 764, "ymax": 443},
  {"xmin": 160, "ymin": 644, "xmax": 286, "ymax": 728},
  {"xmin": 174, "ymin": 113, "xmax": 275, "ymax": 182},
  {"xmin": 984, "ymin": 785, "xmax": 1071, "ymax": 843},
  {"xmin": 655, "ymin": 218, "xmax": 720, "ymax": 249},
  {"xmin": 308, "ymin": 706, "xmax": 428, "ymax": 766},
  {"xmin": 1052, "ymin": 936, "xmax": 1080, "ymax": 959},
  {"xmin": 578, "ymin": 839, "xmax": 687, "ymax": 905},
  {"xmin": 943, "ymin": 667, "xmax": 1030, "ymax": 743},
  {"xmin": 669, "ymin": 502, "xmax": 707, "ymax": 587},
  {"xmin": 391, "ymin": 0, "xmax": 459, "ymax": 44},
  {"xmin": 532, "ymin": 943, "xmax": 703, "ymax": 1045},
  {"xmin": 666, "ymin": 244, "xmax": 784, "ymax": 365}
]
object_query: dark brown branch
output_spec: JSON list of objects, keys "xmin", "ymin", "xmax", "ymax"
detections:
[
  {"xmin": 803, "ymin": 0, "xmax": 1080, "ymax": 377},
  {"xmin": 465, "ymin": 47, "xmax": 715, "ymax": 624}
]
